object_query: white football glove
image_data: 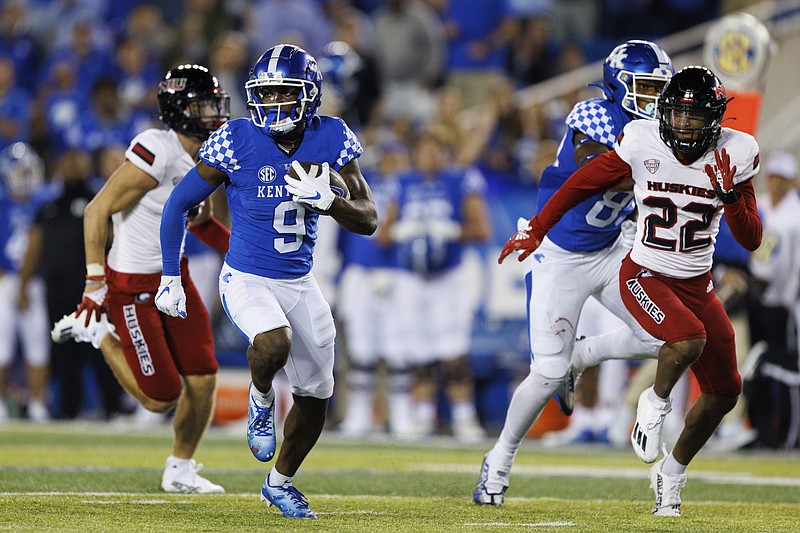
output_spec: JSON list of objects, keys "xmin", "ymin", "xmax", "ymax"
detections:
[
  {"xmin": 390, "ymin": 219, "xmax": 427, "ymax": 243},
  {"xmin": 284, "ymin": 160, "xmax": 336, "ymax": 212},
  {"xmin": 620, "ymin": 219, "xmax": 637, "ymax": 249},
  {"xmin": 427, "ymin": 219, "xmax": 462, "ymax": 242},
  {"xmin": 155, "ymin": 275, "xmax": 186, "ymax": 318}
]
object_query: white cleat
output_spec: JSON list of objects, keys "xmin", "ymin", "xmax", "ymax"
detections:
[
  {"xmin": 51, "ymin": 310, "xmax": 114, "ymax": 349},
  {"xmin": 472, "ymin": 454, "xmax": 509, "ymax": 506},
  {"xmin": 650, "ymin": 445, "xmax": 686, "ymax": 517},
  {"xmin": 161, "ymin": 457, "xmax": 225, "ymax": 494},
  {"xmin": 631, "ymin": 387, "xmax": 671, "ymax": 463}
]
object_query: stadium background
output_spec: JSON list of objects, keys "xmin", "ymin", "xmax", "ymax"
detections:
[{"xmin": 1, "ymin": 0, "xmax": 799, "ymax": 437}]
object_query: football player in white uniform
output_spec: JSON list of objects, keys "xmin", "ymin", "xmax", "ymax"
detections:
[
  {"xmin": 501, "ymin": 66, "xmax": 763, "ymax": 516},
  {"xmin": 51, "ymin": 65, "xmax": 231, "ymax": 493},
  {"xmin": 474, "ymin": 40, "xmax": 671, "ymax": 505}
]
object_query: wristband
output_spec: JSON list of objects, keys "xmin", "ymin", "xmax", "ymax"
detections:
[{"xmin": 86, "ymin": 263, "xmax": 105, "ymax": 277}]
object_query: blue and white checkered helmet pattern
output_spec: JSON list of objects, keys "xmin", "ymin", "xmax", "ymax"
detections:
[
  {"xmin": 602, "ymin": 40, "xmax": 674, "ymax": 120},
  {"xmin": 199, "ymin": 123, "xmax": 241, "ymax": 171},
  {"xmin": 245, "ymin": 44, "xmax": 323, "ymax": 138},
  {"xmin": 566, "ymin": 101, "xmax": 617, "ymax": 146}
]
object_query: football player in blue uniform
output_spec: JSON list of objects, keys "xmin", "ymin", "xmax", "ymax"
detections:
[
  {"xmin": 0, "ymin": 143, "xmax": 51, "ymax": 422},
  {"xmin": 158, "ymin": 44, "xmax": 377, "ymax": 519},
  {"xmin": 379, "ymin": 124, "xmax": 491, "ymax": 441},
  {"xmin": 474, "ymin": 40, "xmax": 673, "ymax": 505}
]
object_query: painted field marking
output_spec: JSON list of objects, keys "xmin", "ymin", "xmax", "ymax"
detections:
[{"xmin": 417, "ymin": 463, "xmax": 800, "ymax": 487}]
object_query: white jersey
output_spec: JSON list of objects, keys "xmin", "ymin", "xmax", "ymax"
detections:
[
  {"xmin": 749, "ymin": 191, "xmax": 800, "ymax": 308},
  {"xmin": 614, "ymin": 121, "xmax": 759, "ymax": 278},
  {"xmin": 107, "ymin": 128, "xmax": 192, "ymax": 274}
]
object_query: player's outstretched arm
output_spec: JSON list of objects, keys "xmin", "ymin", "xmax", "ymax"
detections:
[
  {"xmin": 157, "ymin": 162, "xmax": 225, "ymax": 318},
  {"xmin": 498, "ymin": 150, "xmax": 632, "ymax": 264},
  {"xmin": 327, "ymin": 159, "xmax": 378, "ymax": 236}
]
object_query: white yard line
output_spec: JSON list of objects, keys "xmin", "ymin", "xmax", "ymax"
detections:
[{"xmin": 416, "ymin": 463, "xmax": 800, "ymax": 487}]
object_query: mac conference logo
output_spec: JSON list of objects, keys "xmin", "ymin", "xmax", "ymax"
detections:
[{"xmin": 258, "ymin": 166, "xmax": 277, "ymax": 183}]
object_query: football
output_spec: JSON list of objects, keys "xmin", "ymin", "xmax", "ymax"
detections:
[{"xmin": 287, "ymin": 162, "xmax": 350, "ymax": 214}]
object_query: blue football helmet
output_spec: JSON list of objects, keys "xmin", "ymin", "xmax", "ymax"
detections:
[
  {"xmin": 318, "ymin": 41, "xmax": 362, "ymax": 107},
  {"xmin": 600, "ymin": 40, "xmax": 674, "ymax": 120},
  {"xmin": 245, "ymin": 44, "xmax": 323, "ymax": 137},
  {"xmin": 0, "ymin": 142, "xmax": 45, "ymax": 201}
]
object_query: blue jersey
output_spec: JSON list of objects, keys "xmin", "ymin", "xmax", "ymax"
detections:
[
  {"xmin": 339, "ymin": 173, "xmax": 396, "ymax": 269},
  {"xmin": 0, "ymin": 190, "xmax": 50, "ymax": 272},
  {"xmin": 537, "ymin": 98, "xmax": 635, "ymax": 252},
  {"xmin": 199, "ymin": 115, "xmax": 362, "ymax": 279},
  {"xmin": 393, "ymin": 166, "xmax": 486, "ymax": 275}
]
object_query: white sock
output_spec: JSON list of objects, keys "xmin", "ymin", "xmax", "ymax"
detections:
[
  {"xmin": 388, "ymin": 391, "xmax": 415, "ymax": 435},
  {"xmin": 451, "ymin": 401, "xmax": 478, "ymax": 425},
  {"xmin": 251, "ymin": 382, "xmax": 275, "ymax": 407},
  {"xmin": 166, "ymin": 455, "xmax": 191, "ymax": 470},
  {"xmin": 417, "ymin": 401, "xmax": 437, "ymax": 433},
  {"xmin": 576, "ymin": 327, "xmax": 659, "ymax": 373},
  {"xmin": 648, "ymin": 387, "xmax": 670, "ymax": 405},
  {"xmin": 492, "ymin": 369, "xmax": 558, "ymax": 464},
  {"xmin": 268, "ymin": 467, "xmax": 292, "ymax": 487},
  {"xmin": 661, "ymin": 454, "xmax": 687, "ymax": 476}
]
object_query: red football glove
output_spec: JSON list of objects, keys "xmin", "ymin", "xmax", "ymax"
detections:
[
  {"xmin": 704, "ymin": 147, "xmax": 739, "ymax": 204},
  {"xmin": 498, "ymin": 216, "xmax": 546, "ymax": 264},
  {"xmin": 75, "ymin": 277, "xmax": 108, "ymax": 327}
]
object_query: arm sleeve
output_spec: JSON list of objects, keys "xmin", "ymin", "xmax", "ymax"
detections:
[
  {"xmin": 161, "ymin": 167, "xmax": 219, "ymax": 276},
  {"xmin": 188, "ymin": 217, "xmax": 230, "ymax": 253},
  {"xmin": 537, "ymin": 150, "xmax": 633, "ymax": 231},
  {"xmin": 722, "ymin": 180, "xmax": 762, "ymax": 252}
]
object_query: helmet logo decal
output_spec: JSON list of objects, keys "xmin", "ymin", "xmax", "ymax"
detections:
[
  {"xmin": 607, "ymin": 47, "xmax": 629, "ymax": 69},
  {"xmin": 713, "ymin": 84, "xmax": 726, "ymax": 99},
  {"xmin": 160, "ymin": 78, "xmax": 187, "ymax": 92},
  {"xmin": 258, "ymin": 166, "xmax": 277, "ymax": 183}
]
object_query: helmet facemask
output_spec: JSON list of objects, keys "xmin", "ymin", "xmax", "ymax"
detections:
[
  {"xmin": 183, "ymin": 94, "xmax": 230, "ymax": 138},
  {"xmin": 660, "ymin": 105, "xmax": 719, "ymax": 153},
  {"xmin": 246, "ymin": 78, "xmax": 318, "ymax": 136},
  {"xmin": 618, "ymin": 72, "xmax": 670, "ymax": 119}
]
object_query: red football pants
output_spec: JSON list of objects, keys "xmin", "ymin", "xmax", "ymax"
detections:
[
  {"xmin": 619, "ymin": 255, "xmax": 741, "ymax": 397},
  {"xmin": 106, "ymin": 258, "xmax": 218, "ymax": 402}
]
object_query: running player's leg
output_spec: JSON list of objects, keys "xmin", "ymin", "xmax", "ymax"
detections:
[
  {"xmin": 476, "ymin": 244, "xmax": 591, "ymax": 504},
  {"xmin": 162, "ymin": 276, "xmax": 218, "ymax": 459}
]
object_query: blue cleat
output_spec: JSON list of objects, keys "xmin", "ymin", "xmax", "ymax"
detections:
[
  {"xmin": 247, "ymin": 383, "xmax": 276, "ymax": 462},
  {"xmin": 261, "ymin": 479, "xmax": 317, "ymax": 519},
  {"xmin": 555, "ymin": 368, "xmax": 575, "ymax": 416}
]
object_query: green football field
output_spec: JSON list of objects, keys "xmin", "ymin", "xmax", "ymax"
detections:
[{"xmin": 1, "ymin": 421, "xmax": 798, "ymax": 532}]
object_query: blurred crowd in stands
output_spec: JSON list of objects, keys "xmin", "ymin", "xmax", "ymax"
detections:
[{"xmin": 3, "ymin": 0, "xmax": 797, "ymax": 451}]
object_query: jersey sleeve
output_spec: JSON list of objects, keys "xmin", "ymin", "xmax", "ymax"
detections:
[
  {"xmin": 332, "ymin": 118, "xmax": 363, "ymax": 171},
  {"xmin": 612, "ymin": 121, "xmax": 641, "ymax": 166},
  {"xmin": 199, "ymin": 122, "xmax": 241, "ymax": 174},
  {"xmin": 565, "ymin": 100, "xmax": 618, "ymax": 147},
  {"xmin": 125, "ymin": 129, "xmax": 168, "ymax": 183},
  {"xmin": 728, "ymin": 131, "xmax": 760, "ymax": 186}
]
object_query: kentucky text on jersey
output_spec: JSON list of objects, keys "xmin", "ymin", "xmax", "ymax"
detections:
[
  {"xmin": 647, "ymin": 181, "xmax": 716, "ymax": 199},
  {"xmin": 256, "ymin": 185, "xmax": 287, "ymax": 198},
  {"xmin": 199, "ymin": 115, "xmax": 362, "ymax": 279}
]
